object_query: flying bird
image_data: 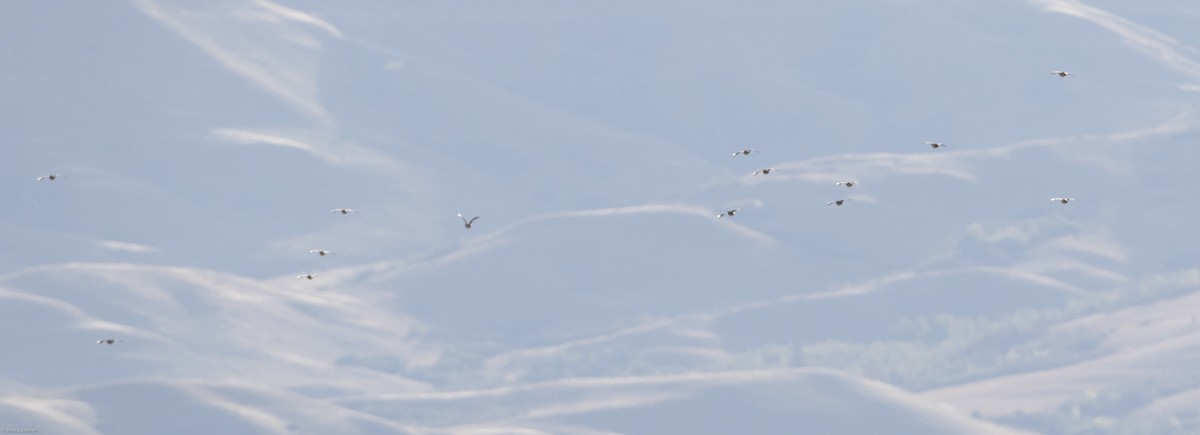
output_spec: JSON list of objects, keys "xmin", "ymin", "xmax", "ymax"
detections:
[
  {"xmin": 1050, "ymin": 70, "xmax": 1075, "ymax": 78},
  {"xmin": 836, "ymin": 181, "xmax": 857, "ymax": 188},
  {"xmin": 37, "ymin": 174, "xmax": 60, "ymax": 181},
  {"xmin": 753, "ymin": 168, "xmax": 773, "ymax": 176},
  {"xmin": 717, "ymin": 209, "xmax": 740, "ymax": 218},
  {"xmin": 458, "ymin": 213, "xmax": 479, "ymax": 229},
  {"xmin": 96, "ymin": 338, "xmax": 120, "ymax": 345},
  {"xmin": 924, "ymin": 141, "xmax": 947, "ymax": 149},
  {"xmin": 732, "ymin": 149, "xmax": 755, "ymax": 156},
  {"xmin": 330, "ymin": 208, "xmax": 356, "ymax": 215},
  {"xmin": 827, "ymin": 199, "xmax": 851, "ymax": 206},
  {"xmin": 296, "ymin": 273, "xmax": 320, "ymax": 280},
  {"xmin": 1050, "ymin": 197, "xmax": 1076, "ymax": 204},
  {"xmin": 309, "ymin": 250, "xmax": 335, "ymax": 257}
]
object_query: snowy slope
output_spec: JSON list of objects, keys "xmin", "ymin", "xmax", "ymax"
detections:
[{"xmin": 2, "ymin": 0, "xmax": 1200, "ymax": 433}]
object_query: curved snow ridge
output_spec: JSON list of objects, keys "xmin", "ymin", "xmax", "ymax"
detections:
[
  {"xmin": 0, "ymin": 395, "xmax": 100, "ymax": 435},
  {"xmin": 767, "ymin": 109, "xmax": 1200, "ymax": 187},
  {"xmin": 53, "ymin": 377, "xmax": 422, "ymax": 434},
  {"xmin": 498, "ymin": 203, "xmax": 776, "ymax": 244},
  {"xmin": 333, "ymin": 202, "xmax": 776, "ymax": 283},
  {"xmin": 334, "ymin": 368, "xmax": 1032, "ymax": 435},
  {"xmin": 211, "ymin": 127, "xmax": 413, "ymax": 174},
  {"xmin": 480, "ymin": 264, "xmax": 1094, "ymax": 379},
  {"xmin": 1030, "ymin": 0, "xmax": 1200, "ymax": 79},
  {"xmin": 0, "ymin": 262, "xmax": 441, "ymax": 378},
  {"xmin": 132, "ymin": 0, "xmax": 339, "ymax": 120}
]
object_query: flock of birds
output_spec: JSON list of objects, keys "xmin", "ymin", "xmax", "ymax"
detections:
[
  {"xmin": 715, "ymin": 71, "xmax": 1082, "ymax": 218},
  {"xmin": 32, "ymin": 180, "xmax": 488, "ymax": 344},
  {"xmin": 723, "ymin": 152, "xmax": 1075, "ymax": 215},
  {"xmin": 33, "ymin": 175, "xmax": 484, "ymax": 344},
  {"xmin": 37, "ymin": 69, "xmax": 1079, "ymax": 346},
  {"xmin": 719, "ymin": 146, "xmax": 860, "ymax": 217},
  {"xmin": 724, "ymin": 148, "xmax": 863, "ymax": 214},
  {"xmin": 294, "ymin": 213, "xmax": 480, "ymax": 276}
]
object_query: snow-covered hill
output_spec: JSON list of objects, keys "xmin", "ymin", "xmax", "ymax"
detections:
[{"xmin": 3, "ymin": 0, "xmax": 1200, "ymax": 433}]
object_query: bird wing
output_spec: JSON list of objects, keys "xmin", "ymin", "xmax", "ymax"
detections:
[{"xmin": 467, "ymin": 216, "xmax": 480, "ymax": 225}]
